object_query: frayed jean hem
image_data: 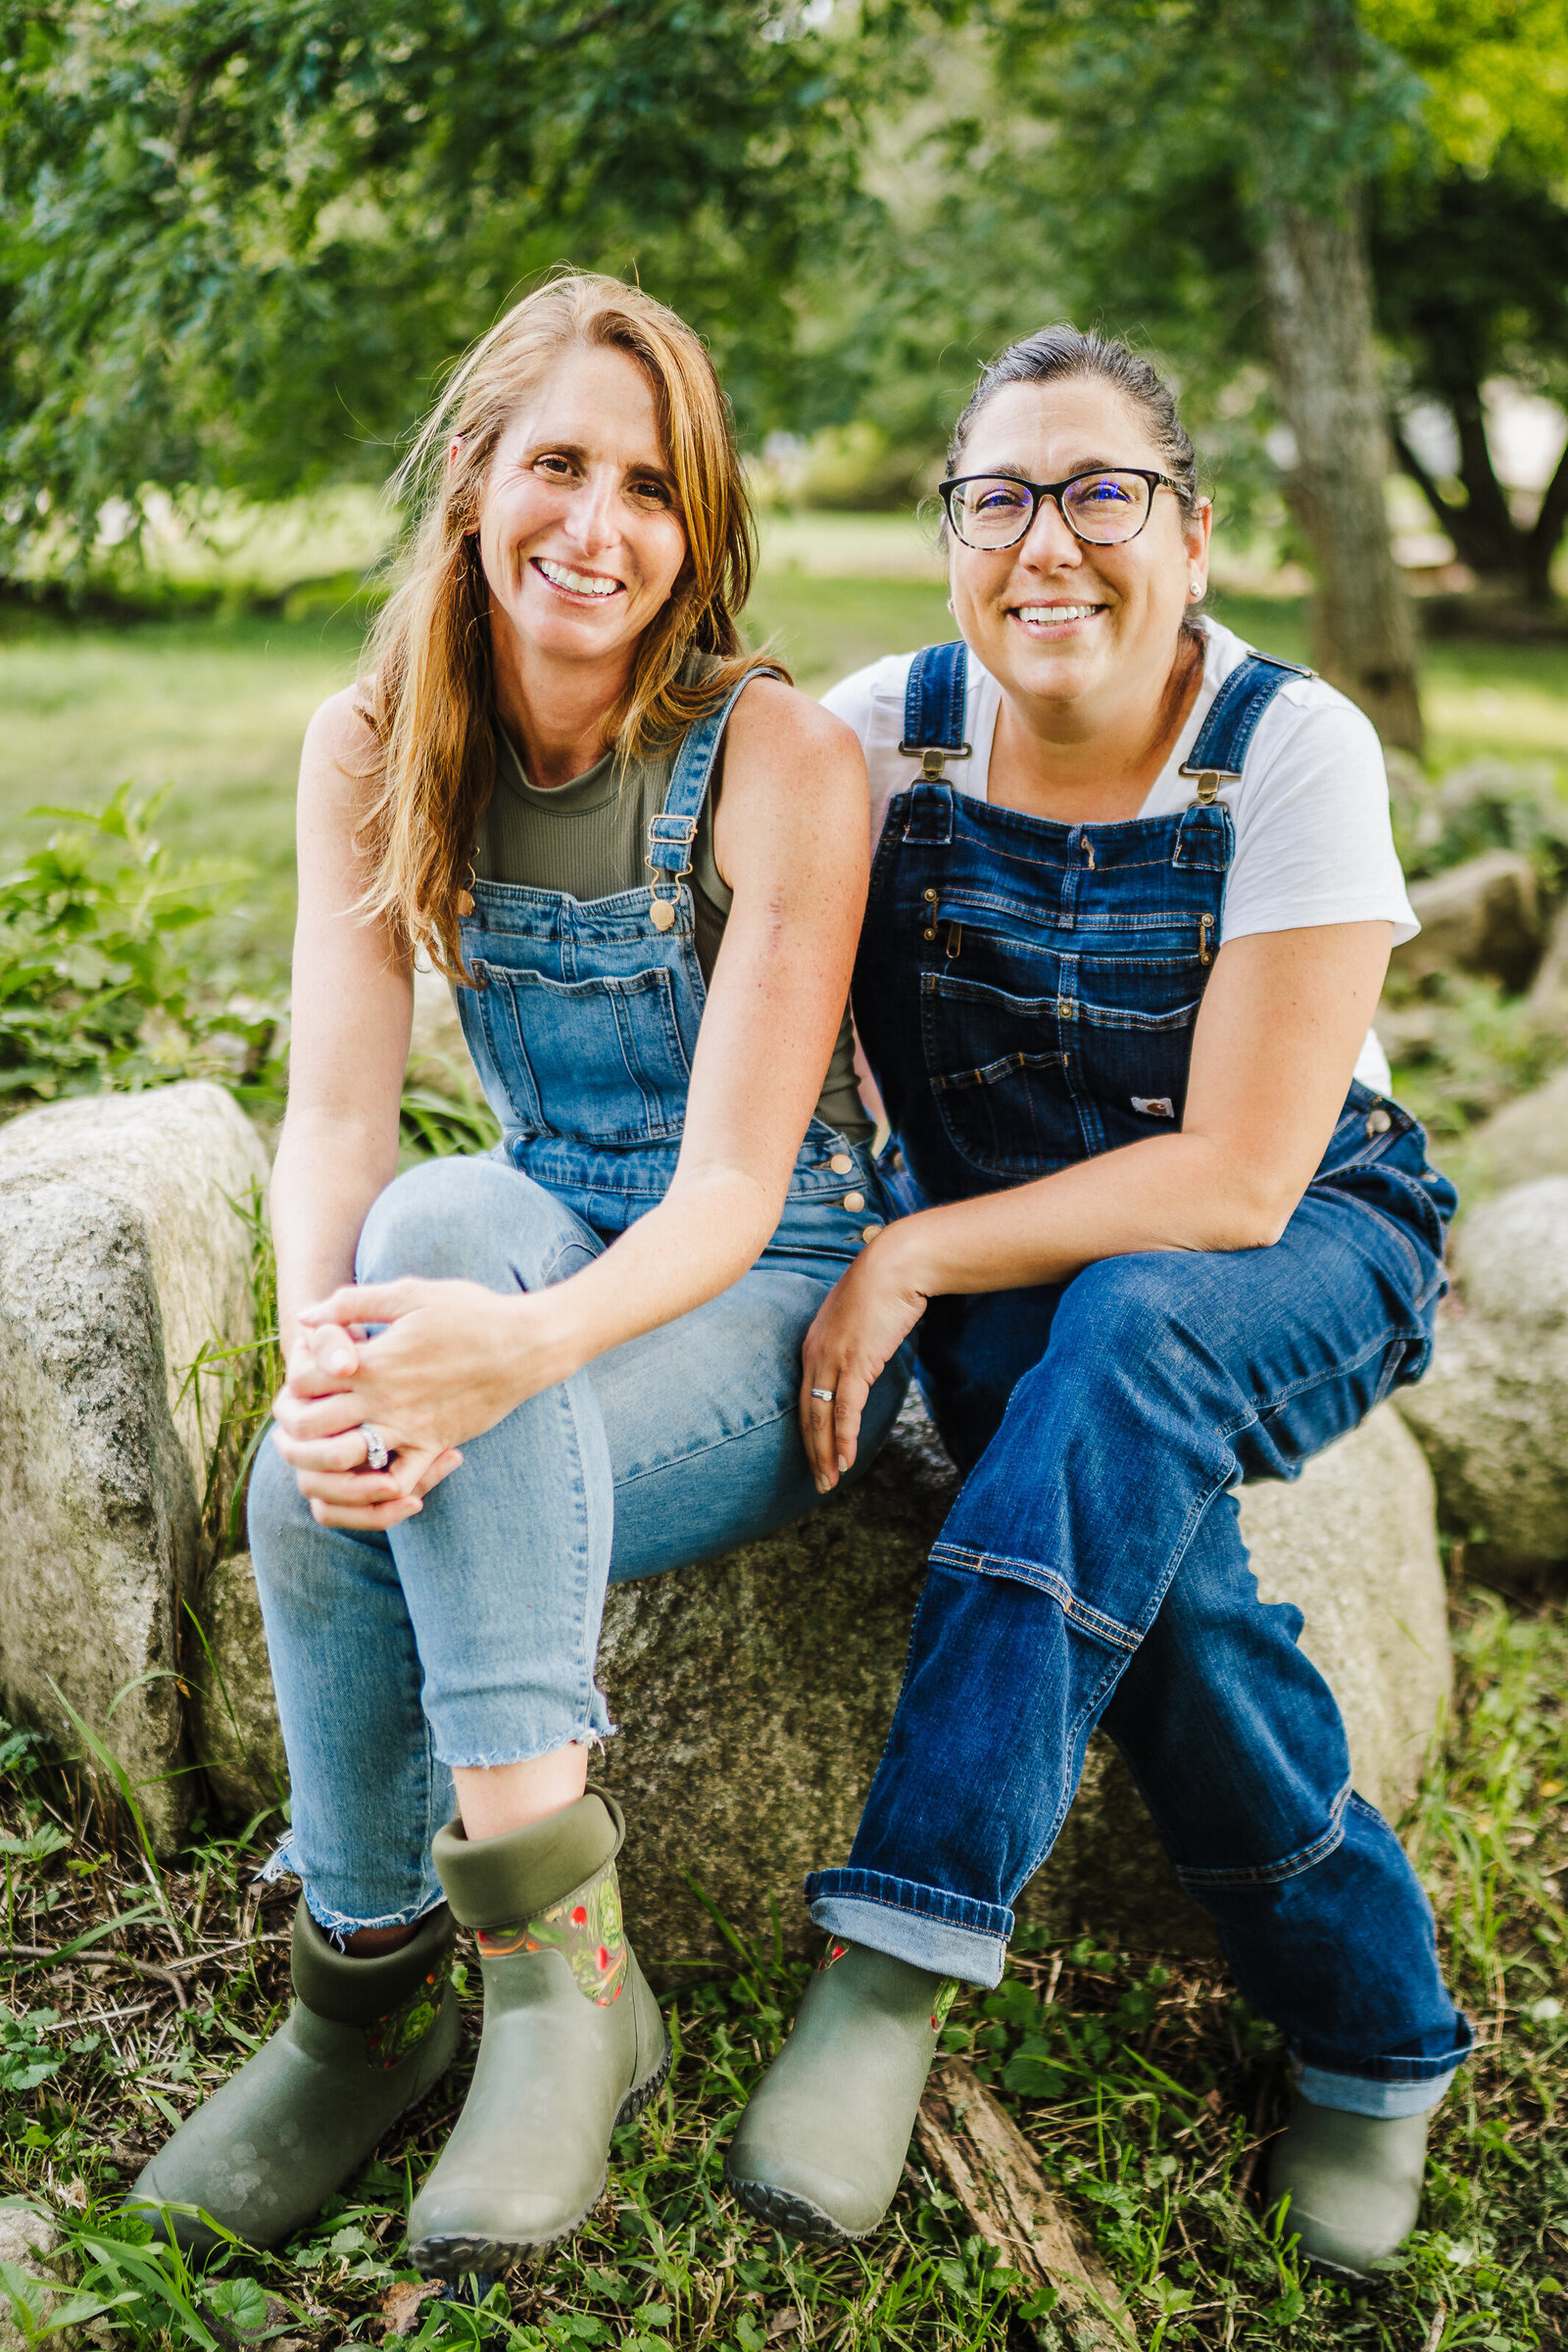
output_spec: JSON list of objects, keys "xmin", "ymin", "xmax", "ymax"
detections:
[
  {"xmin": 432, "ymin": 1718, "xmax": 612, "ymax": 1770},
  {"xmin": 809, "ymin": 1891, "xmax": 1007, "ymax": 1988},
  {"xmin": 260, "ymin": 1838, "xmax": 447, "ymax": 1942}
]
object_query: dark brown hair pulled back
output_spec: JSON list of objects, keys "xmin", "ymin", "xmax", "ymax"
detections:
[{"xmin": 949, "ymin": 325, "xmax": 1200, "ymax": 521}]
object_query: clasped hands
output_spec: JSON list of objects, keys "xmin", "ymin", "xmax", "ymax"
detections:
[{"xmin": 270, "ymin": 1277, "xmax": 558, "ymax": 1531}]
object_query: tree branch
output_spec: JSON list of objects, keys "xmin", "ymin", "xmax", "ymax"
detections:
[{"xmin": 1391, "ymin": 419, "xmax": 1460, "ymax": 527}]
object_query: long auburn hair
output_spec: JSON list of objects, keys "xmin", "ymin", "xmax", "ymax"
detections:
[{"xmin": 356, "ymin": 272, "xmax": 764, "ymax": 979}]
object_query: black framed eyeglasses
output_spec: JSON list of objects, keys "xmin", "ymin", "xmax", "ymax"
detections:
[{"xmin": 939, "ymin": 466, "xmax": 1183, "ymax": 551}]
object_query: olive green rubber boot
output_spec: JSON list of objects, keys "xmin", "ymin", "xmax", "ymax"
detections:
[
  {"xmin": 725, "ymin": 1940, "xmax": 958, "ymax": 2241},
  {"xmin": 1267, "ymin": 2094, "xmax": 1431, "ymax": 2278},
  {"xmin": 128, "ymin": 1900, "xmax": 459, "ymax": 2252},
  {"xmin": 407, "ymin": 1788, "xmax": 669, "ymax": 2277}
]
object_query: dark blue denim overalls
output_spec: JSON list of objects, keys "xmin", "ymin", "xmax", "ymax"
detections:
[{"xmin": 808, "ymin": 641, "xmax": 1471, "ymax": 2113}]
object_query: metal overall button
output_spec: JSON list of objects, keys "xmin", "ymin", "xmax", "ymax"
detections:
[
  {"xmin": 1365, "ymin": 1106, "xmax": 1392, "ymax": 1137},
  {"xmin": 828, "ymin": 1152, "xmax": 854, "ymax": 1174},
  {"xmin": 842, "ymin": 1190, "xmax": 866, "ymax": 1213}
]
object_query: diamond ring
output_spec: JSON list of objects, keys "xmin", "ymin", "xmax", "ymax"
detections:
[{"xmin": 360, "ymin": 1424, "xmax": 391, "ymax": 1473}]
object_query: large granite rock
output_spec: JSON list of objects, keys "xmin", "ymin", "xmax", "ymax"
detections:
[
  {"xmin": 1396, "ymin": 850, "xmax": 1544, "ymax": 994},
  {"xmin": 199, "ymin": 1396, "xmax": 1448, "ymax": 1963},
  {"xmin": 1466, "ymin": 1064, "xmax": 1568, "ymax": 1192},
  {"xmin": 188, "ymin": 1549, "xmax": 288, "ymax": 1816},
  {"xmin": 0, "ymin": 1084, "xmax": 270, "ymax": 1849},
  {"xmin": 1526, "ymin": 900, "xmax": 1568, "ymax": 1042},
  {"xmin": 1395, "ymin": 1177, "xmax": 1568, "ymax": 1579}
]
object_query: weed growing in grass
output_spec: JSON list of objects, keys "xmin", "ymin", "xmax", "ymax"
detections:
[{"xmin": 1, "ymin": 1583, "xmax": 1562, "ymax": 2349}]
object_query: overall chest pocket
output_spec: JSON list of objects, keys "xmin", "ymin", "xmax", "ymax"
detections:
[
  {"xmin": 1067, "ymin": 950, "xmax": 1207, "ymax": 1126},
  {"xmin": 920, "ymin": 968, "xmax": 1077, "ymax": 1180},
  {"xmin": 471, "ymin": 960, "xmax": 692, "ymax": 1146}
]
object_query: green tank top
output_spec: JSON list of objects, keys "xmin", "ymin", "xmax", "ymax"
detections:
[{"xmin": 473, "ymin": 699, "xmax": 873, "ymax": 1144}]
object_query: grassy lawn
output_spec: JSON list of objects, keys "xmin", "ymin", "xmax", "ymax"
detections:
[{"xmin": 0, "ymin": 1585, "xmax": 1562, "ymax": 2351}]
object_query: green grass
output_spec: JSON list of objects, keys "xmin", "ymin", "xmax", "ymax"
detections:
[{"xmin": 0, "ymin": 1580, "xmax": 1562, "ymax": 2350}]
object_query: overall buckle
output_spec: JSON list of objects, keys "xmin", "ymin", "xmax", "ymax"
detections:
[{"xmin": 898, "ymin": 740, "xmax": 972, "ymax": 780}]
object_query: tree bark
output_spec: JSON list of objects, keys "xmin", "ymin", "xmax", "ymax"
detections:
[
  {"xmin": 914, "ymin": 2058, "xmax": 1132, "ymax": 2347},
  {"xmin": 1259, "ymin": 198, "xmax": 1424, "ymax": 753}
]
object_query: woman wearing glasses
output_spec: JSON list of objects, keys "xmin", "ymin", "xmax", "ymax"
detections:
[{"xmin": 725, "ymin": 328, "xmax": 1469, "ymax": 2278}]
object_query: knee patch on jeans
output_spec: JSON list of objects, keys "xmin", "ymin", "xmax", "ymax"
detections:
[{"xmin": 1172, "ymin": 1780, "xmax": 1353, "ymax": 1890}]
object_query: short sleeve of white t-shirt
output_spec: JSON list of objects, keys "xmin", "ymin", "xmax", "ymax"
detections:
[{"xmin": 821, "ymin": 618, "xmax": 1413, "ymax": 1093}]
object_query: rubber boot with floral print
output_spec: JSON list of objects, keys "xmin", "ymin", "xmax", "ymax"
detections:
[{"xmin": 408, "ymin": 1788, "xmax": 668, "ymax": 2276}]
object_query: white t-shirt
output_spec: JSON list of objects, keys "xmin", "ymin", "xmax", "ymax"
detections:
[{"xmin": 822, "ymin": 618, "xmax": 1412, "ymax": 1092}]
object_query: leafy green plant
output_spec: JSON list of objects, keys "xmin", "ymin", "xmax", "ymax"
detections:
[{"xmin": 0, "ymin": 786, "xmax": 261, "ymax": 1106}]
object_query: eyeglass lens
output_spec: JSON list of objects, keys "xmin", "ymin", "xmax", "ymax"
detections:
[{"xmin": 950, "ymin": 472, "xmax": 1153, "ymax": 549}]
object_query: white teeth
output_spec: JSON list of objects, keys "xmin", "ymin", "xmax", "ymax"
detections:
[
  {"xmin": 1017, "ymin": 604, "xmax": 1101, "ymax": 624},
  {"xmin": 536, "ymin": 558, "xmax": 620, "ymax": 597}
]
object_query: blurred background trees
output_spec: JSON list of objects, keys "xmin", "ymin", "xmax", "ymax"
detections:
[{"xmin": 1, "ymin": 0, "xmax": 1565, "ymax": 749}]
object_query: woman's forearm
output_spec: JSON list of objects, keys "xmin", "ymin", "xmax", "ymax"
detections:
[
  {"xmin": 503, "ymin": 1163, "xmax": 781, "ymax": 1393},
  {"xmin": 887, "ymin": 1129, "xmax": 1293, "ymax": 1303},
  {"xmin": 270, "ymin": 1105, "xmax": 401, "ymax": 1358}
]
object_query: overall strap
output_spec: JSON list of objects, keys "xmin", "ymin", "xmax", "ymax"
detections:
[
  {"xmin": 899, "ymin": 640, "xmax": 972, "ymax": 778},
  {"xmin": 1179, "ymin": 651, "xmax": 1311, "ymax": 805},
  {"xmin": 646, "ymin": 663, "xmax": 788, "ymax": 913}
]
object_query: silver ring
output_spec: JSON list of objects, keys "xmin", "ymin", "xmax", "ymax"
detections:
[
  {"xmin": 809, "ymin": 1388, "xmax": 835, "ymax": 1403},
  {"xmin": 360, "ymin": 1424, "xmax": 390, "ymax": 1473}
]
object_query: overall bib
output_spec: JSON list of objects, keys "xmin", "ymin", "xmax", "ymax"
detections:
[
  {"xmin": 807, "ymin": 642, "xmax": 1471, "ymax": 2112},
  {"xmin": 250, "ymin": 670, "xmax": 909, "ymax": 1935}
]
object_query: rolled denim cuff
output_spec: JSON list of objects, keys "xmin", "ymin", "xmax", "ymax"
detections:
[
  {"xmin": 1297, "ymin": 2013, "xmax": 1473, "ymax": 2118},
  {"xmin": 806, "ymin": 1867, "xmax": 1010, "ymax": 1988},
  {"xmin": 1298, "ymin": 2066, "xmax": 1455, "ymax": 2119}
]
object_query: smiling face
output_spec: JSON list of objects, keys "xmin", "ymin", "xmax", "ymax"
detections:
[
  {"xmin": 474, "ymin": 340, "xmax": 689, "ymax": 685},
  {"xmin": 948, "ymin": 375, "xmax": 1210, "ymax": 734}
]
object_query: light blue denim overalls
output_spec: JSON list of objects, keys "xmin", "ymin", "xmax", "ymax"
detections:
[
  {"xmin": 808, "ymin": 639, "xmax": 1472, "ymax": 2116},
  {"xmin": 250, "ymin": 669, "xmax": 909, "ymax": 1936}
]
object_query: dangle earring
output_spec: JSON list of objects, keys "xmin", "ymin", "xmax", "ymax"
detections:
[{"xmin": 457, "ymin": 862, "xmax": 477, "ymax": 917}]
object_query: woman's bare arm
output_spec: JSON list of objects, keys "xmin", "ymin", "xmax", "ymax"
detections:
[
  {"xmin": 269, "ymin": 689, "xmax": 411, "ymax": 1358},
  {"xmin": 799, "ymin": 918, "xmax": 1394, "ymax": 1487}
]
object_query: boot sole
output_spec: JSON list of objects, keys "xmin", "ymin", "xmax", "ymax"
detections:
[
  {"xmin": 410, "ymin": 2031, "xmax": 672, "ymax": 2278},
  {"xmin": 724, "ymin": 2169, "xmax": 871, "ymax": 2245}
]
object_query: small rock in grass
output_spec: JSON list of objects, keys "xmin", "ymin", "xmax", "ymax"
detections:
[{"xmin": 0, "ymin": 2201, "xmax": 76, "ymax": 2352}]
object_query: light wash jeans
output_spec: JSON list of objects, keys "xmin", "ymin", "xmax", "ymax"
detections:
[{"xmin": 250, "ymin": 1147, "xmax": 908, "ymax": 1936}]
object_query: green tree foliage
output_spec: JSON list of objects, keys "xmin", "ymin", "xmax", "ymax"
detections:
[
  {"xmin": 1363, "ymin": 0, "xmax": 1568, "ymax": 603},
  {"xmin": 0, "ymin": 0, "xmax": 866, "ymax": 570}
]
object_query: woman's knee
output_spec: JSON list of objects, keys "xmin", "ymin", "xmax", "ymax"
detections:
[{"xmin": 355, "ymin": 1156, "xmax": 593, "ymax": 1290}]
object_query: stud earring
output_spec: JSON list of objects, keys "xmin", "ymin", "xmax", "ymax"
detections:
[
  {"xmin": 1189, "ymin": 581, "xmax": 1202, "ymax": 599},
  {"xmin": 947, "ymin": 595, "xmax": 956, "ymax": 616}
]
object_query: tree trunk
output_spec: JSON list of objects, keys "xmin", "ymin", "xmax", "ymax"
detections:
[{"xmin": 1259, "ymin": 198, "xmax": 1424, "ymax": 753}]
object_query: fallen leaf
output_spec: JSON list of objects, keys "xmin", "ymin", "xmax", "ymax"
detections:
[
  {"xmin": 765, "ymin": 2312, "xmax": 802, "ymax": 2340},
  {"xmin": 380, "ymin": 2278, "xmax": 446, "ymax": 2338}
]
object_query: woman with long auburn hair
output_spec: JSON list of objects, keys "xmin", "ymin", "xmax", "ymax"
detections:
[{"xmin": 131, "ymin": 273, "xmax": 907, "ymax": 2270}]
